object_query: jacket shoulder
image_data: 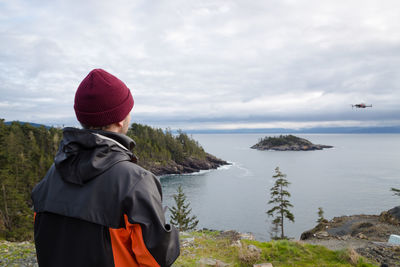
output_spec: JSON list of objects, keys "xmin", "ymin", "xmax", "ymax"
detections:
[{"xmin": 108, "ymin": 161, "xmax": 160, "ymax": 190}]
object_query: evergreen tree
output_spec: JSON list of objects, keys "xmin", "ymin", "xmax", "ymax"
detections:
[
  {"xmin": 266, "ymin": 167, "xmax": 294, "ymax": 239},
  {"xmin": 128, "ymin": 123, "xmax": 206, "ymax": 170},
  {"xmin": 317, "ymin": 207, "xmax": 327, "ymax": 223},
  {"xmin": 0, "ymin": 120, "xmax": 208, "ymax": 241},
  {"xmin": 0, "ymin": 121, "xmax": 59, "ymax": 240},
  {"xmin": 169, "ymin": 185, "xmax": 199, "ymax": 232},
  {"xmin": 269, "ymin": 219, "xmax": 280, "ymax": 240}
]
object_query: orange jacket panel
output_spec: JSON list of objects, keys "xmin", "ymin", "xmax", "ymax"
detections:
[{"xmin": 109, "ymin": 215, "xmax": 160, "ymax": 267}]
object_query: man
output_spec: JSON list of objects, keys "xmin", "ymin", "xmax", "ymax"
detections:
[{"xmin": 32, "ymin": 69, "xmax": 180, "ymax": 267}]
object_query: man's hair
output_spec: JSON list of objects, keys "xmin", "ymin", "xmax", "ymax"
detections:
[
  {"xmin": 80, "ymin": 123, "xmax": 113, "ymax": 131},
  {"xmin": 80, "ymin": 115, "xmax": 130, "ymax": 132}
]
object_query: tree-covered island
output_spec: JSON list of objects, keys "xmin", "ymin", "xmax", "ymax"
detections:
[{"xmin": 251, "ymin": 134, "xmax": 333, "ymax": 151}]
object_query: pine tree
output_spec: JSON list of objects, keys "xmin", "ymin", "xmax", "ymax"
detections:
[
  {"xmin": 0, "ymin": 121, "xmax": 59, "ymax": 241},
  {"xmin": 0, "ymin": 121, "xmax": 210, "ymax": 241},
  {"xmin": 169, "ymin": 185, "xmax": 199, "ymax": 232},
  {"xmin": 269, "ymin": 218, "xmax": 280, "ymax": 240},
  {"xmin": 317, "ymin": 207, "xmax": 327, "ymax": 223},
  {"xmin": 266, "ymin": 167, "xmax": 294, "ymax": 239}
]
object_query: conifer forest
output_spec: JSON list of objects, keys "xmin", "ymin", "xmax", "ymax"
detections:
[{"xmin": 0, "ymin": 119, "xmax": 206, "ymax": 241}]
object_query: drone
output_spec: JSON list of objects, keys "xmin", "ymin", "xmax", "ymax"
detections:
[{"xmin": 351, "ymin": 103, "xmax": 372, "ymax": 109}]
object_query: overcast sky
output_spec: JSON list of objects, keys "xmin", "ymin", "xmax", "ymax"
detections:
[{"xmin": 1, "ymin": 0, "xmax": 399, "ymax": 130}]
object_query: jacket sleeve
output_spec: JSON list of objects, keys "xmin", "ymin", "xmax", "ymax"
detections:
[{"xmin": 123, "ymin": 171, "xmax": 180, "ymax": 266}]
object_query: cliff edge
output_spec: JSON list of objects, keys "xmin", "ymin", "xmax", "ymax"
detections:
[{"xmin": 300, "ymin": 206, "xmax": 400, "ymax": 266}]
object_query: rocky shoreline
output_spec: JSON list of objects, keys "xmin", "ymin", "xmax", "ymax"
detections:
[
  {"xmin": 147, "ymin": 153, "xmax": 230, "ymax": 176},
  {"xmin": 252, "ymin": 143, "xmax": 333, "ymax": 151},
  {"xmin": 300, "ymin": 206, "xmax": 400, "ymax": 266},
  {"xmin": 251, "ymin": 135, "xmax": 333, "ymax": 151}
]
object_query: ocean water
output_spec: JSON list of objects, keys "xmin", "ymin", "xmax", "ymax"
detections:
[{"xmin": 160, "ymin": 134, "xmax": 400, "ymax": 241}]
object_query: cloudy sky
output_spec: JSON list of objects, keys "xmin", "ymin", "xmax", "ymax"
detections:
[{"xmin": 1, "ymin": 0, "xmax": 399, "ymax": 130}]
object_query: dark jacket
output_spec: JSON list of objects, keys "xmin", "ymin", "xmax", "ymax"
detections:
[{"xmin": 32, "ymin": 127, "xmax": 180, "ymax": 267}]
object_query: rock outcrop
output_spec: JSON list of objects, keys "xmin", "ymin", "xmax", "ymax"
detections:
[
  {"xmin": 251, "ymin": 135, "xmax": 333, "ymax": 151},
  {"xmin": 148, "ymin": 153, "xmax": 229, "ymax": 176},
  {"xmin": 301, "ymin": 207, "xmax": 400, "ymax": 266},
  {"xmin": 380, "ymin": 206, "xmax": 400, "ymax": 226}
]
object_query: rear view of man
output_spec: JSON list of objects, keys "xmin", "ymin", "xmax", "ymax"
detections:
[{"xmin": 32, "ymin": 69, "xmax": 180, "ymax": 267}]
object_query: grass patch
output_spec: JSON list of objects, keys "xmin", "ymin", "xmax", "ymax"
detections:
[
  {"xmin": 0, "ymin": 232, "xmax": 378, "ymax": 267},
  {"xmin": 174, "ymin": 231, "xmax": 378, "ymax": 267}
]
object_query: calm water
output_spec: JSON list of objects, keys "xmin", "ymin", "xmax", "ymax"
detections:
[{"xmin": 160, "ymin": 134, "xmax": 400, "ymax": 241}]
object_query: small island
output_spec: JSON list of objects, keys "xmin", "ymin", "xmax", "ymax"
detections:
[{"xmin": 251, "ymin": 134, "xmax": 333, "ymax": 151}]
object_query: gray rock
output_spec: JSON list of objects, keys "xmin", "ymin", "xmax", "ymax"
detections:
[
  {"xmin": 231, "ymin": 240, "xmax": 242, "ymax": 248},
  {"xmin": 248, "ymin": 244, "xmax": 262, "ymax": 254},
  {"xmin": 338, "ymin": 234, "xmax": 351, "ymax": 241},
  {"xmin": 356, "ymin": 233, "xmax": 368, "ymax": 240},
  {"xmin": 388, "ymin": 206, "xmax": 400, "ymax": 220},
  {"xmin": 181, "ymin": 237, "xmax": 195, "ymax": 247},
  {"xmin": 300, "ymin": 230, "xmax": 314, "ymax": 240},
  {"xmin": 198, "ymin": 258, "xmax": 230, "ymax": 266},
  {"xmin": 179, "ymin": 231, "xmax": 190, "ymax": 236},
  {"xmin": 316, "ymin": 231, "xmax": 330, "ymax": 238},
  {"xmin": 199, "ymin": 258, "xmax": 217, "ymax": 265},
  {"xmin": 240, "ymin": 232, "xmax": 255, "ymax": 240}
]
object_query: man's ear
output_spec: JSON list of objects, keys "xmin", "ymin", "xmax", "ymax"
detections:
[{"xmin": 116, "ymin": 120, "xmax": 124, "ymax": 128}]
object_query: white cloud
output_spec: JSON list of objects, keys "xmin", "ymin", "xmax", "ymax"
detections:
[
  {"xmin": 0, "ymin": 101, "xmax": 28, "ymax": 108},
  {"xmin": 0, "ymin": 0, "xmax": 399, "ymax": 129}
]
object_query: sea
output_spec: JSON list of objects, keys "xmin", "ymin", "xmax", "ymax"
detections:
[{"xmin": 159, "ymin": 134, "xmax": 400, "ymax": 241}]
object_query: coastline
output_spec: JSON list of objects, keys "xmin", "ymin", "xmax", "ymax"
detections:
[{"xmin": 146, "ymin": 153, "xmax": 230, "ymax": 176}]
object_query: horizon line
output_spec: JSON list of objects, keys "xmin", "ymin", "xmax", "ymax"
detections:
[{"xmin": 4, "ymin": 120, "xmax": 400, "ymax": 134}]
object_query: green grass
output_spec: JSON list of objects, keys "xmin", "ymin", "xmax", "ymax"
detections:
[
  {"xmin": 173, "ymin": 231, "xmax": 378, "ymax": 267},
  {"xmin": 0, "ymin": 232, "xmax": 378, "ymax": 267}
]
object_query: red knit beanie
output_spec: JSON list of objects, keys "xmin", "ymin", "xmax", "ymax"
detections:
[{"xmin": 74, "ymin": 69, "xmax": 134, "ymax": 127}]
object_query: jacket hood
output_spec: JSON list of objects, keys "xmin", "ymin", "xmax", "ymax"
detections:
[{"xmin": 55, "ymin": 127, "xmax": 137, "ymax": 185}]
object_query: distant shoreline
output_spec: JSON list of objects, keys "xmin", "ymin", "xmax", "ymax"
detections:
[
  {"xmin": 183, "ymin": 127, "xmax": 400, "ymax": 134},
  {"xmin": 5, "ymin": 121, "xmax": 400, "ymax": 134}
]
